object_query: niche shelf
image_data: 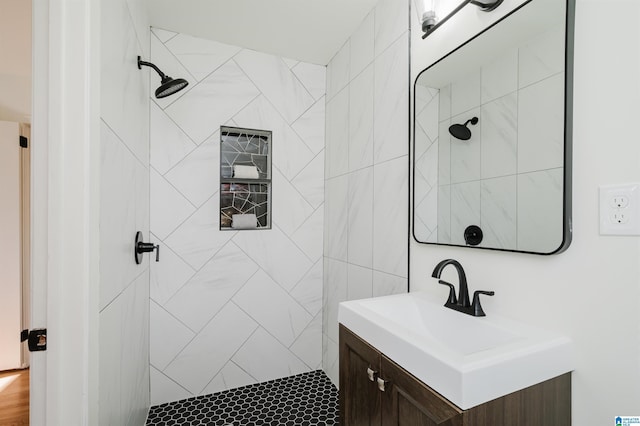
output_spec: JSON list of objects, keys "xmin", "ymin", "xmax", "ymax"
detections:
[{"xmin": 219, "ymin": 126, "xmax": 272, "ymax": 230}]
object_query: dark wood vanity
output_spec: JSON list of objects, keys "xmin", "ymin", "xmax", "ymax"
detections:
[{"xmin": 339, "ymin": 325, "xmax": 571, "ymax": 425}]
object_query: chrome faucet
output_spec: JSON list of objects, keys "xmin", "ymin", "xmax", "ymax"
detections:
[{"xmin": 431, "ymin": 259, "xmax": 494, "ymax": 317}]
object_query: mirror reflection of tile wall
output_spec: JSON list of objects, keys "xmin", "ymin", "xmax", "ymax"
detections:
[{"xmin": 414, "ymin": 25, "xmax": 564, "ymax": 252}]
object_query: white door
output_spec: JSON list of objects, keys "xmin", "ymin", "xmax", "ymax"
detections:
[{"xmin": 0, "ymin": 121, "xmax": 23, "ymax": 371}]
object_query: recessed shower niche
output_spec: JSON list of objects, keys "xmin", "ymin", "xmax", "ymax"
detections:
[{"xmin": 220, "ymin": 126, "xmax": 272, "ymax": 230}]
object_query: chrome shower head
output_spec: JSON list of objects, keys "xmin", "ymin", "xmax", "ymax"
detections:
[
  {"xmin": 137, "ymin": 56, "xmax": 189, "ymax": 99},
  {"xmin": 448, "ymin": 117, "xmax": 478, "ymax": 141}
]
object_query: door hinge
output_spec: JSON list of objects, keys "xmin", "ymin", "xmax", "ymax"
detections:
[
  {"xmin": 19, "ymin": 136, "xmax": 28, "ymax": 148},
  {"xmin": 21, "ymin": 328, "xmax": 47, "ymax": 352}
]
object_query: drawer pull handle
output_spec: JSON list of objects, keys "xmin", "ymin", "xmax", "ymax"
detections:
[
  {"xmin": 366, "ymin": 367, "xmax": 378, "ymax": 382},
  {"xmin": 377, "ymin": 377, "xmax": 388, "ymax": 392}
]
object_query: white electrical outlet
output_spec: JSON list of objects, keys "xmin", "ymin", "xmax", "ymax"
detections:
[{"xmin": 600, "ymin": 183, "xmax": 640, "ymax": 235}]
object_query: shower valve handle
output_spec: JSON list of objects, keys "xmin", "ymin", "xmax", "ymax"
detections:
[{"xmin": 135, "ymin": 231, "xmax": 160, "ymax": 264}]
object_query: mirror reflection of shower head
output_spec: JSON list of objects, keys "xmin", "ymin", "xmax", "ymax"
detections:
[
  {"xmin": 448, "ymin": 117, "xmax": 478, "ymax": 141},
  {"xmin": 137, "ymin": 56, "xmax": 189, "ymax": 99}
]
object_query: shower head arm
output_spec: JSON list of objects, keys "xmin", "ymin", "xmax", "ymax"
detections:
[{"xmin": 137, "ymin": 56, "xmax": 166, "ymax": 80}]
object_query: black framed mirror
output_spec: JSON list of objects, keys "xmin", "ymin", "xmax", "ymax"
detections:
[{"xmin": 413, "ymin": 0, "xmax": 574, "ymax": 254}]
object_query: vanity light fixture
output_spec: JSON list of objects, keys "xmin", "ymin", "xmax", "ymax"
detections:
[
  {"xmin": 416, "ymin": 0, "xmax": 504, "ymax": 39},
  {"xmin": 137, "ymin": 56, "xmax": 189, "ymax": 99}
]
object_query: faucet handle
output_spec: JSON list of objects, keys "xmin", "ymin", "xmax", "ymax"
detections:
[
  {"xmin": 438, "ymin": 280, "xmax": 458, "ymax": 305},
  {"xmin": 471, "ymin": 290, "xmax": 494, "ymax": 317}
]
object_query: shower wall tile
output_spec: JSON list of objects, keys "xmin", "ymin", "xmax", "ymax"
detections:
[
  {"xmin": 289, "ymin": 312, "xmax": 323, "ymax": 369},
  {"xmin": 349, "ymin": 65, "xmax": 374, "ymax": 171},
  {"xmin": 325, "ymin": 175, "xmax": 349, "ymax": 261},
  {"xmin": 292, "ymin": 97, "xmax": 326, "ymax": 156},
  {"xmin": 416, "ymin": 92, "xmax": 439, "ymax": 145},
  {"xmin": 450, "ymin": 181, "xmax": 481, "ymax": 246},
  {"xmin": 149, "ymin": 234, "xmax": 195, "ymax": 306},
  {"xmin": 326, "ymin": 40, "xmax": 350, "ymax": 100},
  {"xmin": 100, "ymin": 121, "xmax": 149, "ymax": 309},
  {"xmin": 231, "ymin": 328, "xmax": 309, "ymax": 383},
  {"xmin": 233, "ymin": 270, "xmax": 313, "ymax": 347},
  {"xmin": 233, "ymin": 225, "xmax": 313, "ymax": 291},
  {"xmin": 415, "ymin": 184, "xmax": 437, "ymax": 241},
  {"xmin": 373, "ymin": 157, "xmax": 408, "ymax": 278},
  {"xmin": 438, "ymin": 120, "xmax": 451, "ymax": 185},
  {"xmin": 350, "ymin": 11, "xmax": 375, "ymax": 80},
  {"xmin": 374, "ymin": 34, "xmax": 409, "ymax": 163},
  {"xmin": 517, "ymin": 168, "xmax": 564, "ymax": 253},
  {"xmin": 518, "ymin": 73, "xmax": 565, "ymax": 173},
  {"xmin": 164, "ymin": 242, "xmax": 258, "ymax": 332},
  {"xmin": 100, "ymin": 0, "xmax": 150, "ymax": 421},
  {"xmin": 272, "ymin": 167, "xmax": 315, "ymax": 237},
  {"xmin": 125, "ymin": 0, "xmax": 150, "ymax": 55},
  {"xmin": 150, "ymin": 102, "xmax": 197, "ymax": 175},
  {"xmin": 99, "ymin": 292, "xmax": 124, "ymax": 426},
  {"xmin": 325, "ymin": 88, "xmax": 350, "ymax": 178},
  {"xmin": 291, "ymin": 206, "xmax": 324, "ymax": 263},
  {"xmin": 450, "ymin": 108, "xmax": 481, "ymax": 183},
  {"xmin": 322, "ymin": 335, "xmax": 339, "ymax": 387},
  {"xmin": 437, "ymin": 185, "xmax": 452, "ymax": 244},
  {"xmin": 451, "ymin": 72, "xmax": 481, "ymax": 117},
  {"xmin": 164, "ymin": 132, "xmax": 220, "ymax": 208},
  {"xmin": 323, "ymin": 3, "xmax": 409, "ymax": 388},
  {"xmin": 164, "ymin": 303, "xmax": 258, "ymax": 394},
  {"xmin": 439, "ymin": 85, "xmax": 452, "ymax": 122},
  {"xmin": 372, "ymin": 271, "xmax": 408, "ymax": 298},
  {"xmin": 149, "ymin": 29, "xmax": 325, "ymax": 406},
  {"xmin": 291, "ymin": 62, "xmax": 327, "ymax": 101},
  {"xmin": 415, "ymin": 136, "xmax": 438, "ymax": 189},
  {"xmin": 347, "ymin": 264, "xmax": 373, "ymax": 301},
  {"xmin": 202, "ymin": 361, "xmax": 255, "ymax": 396},
  {"xmin": 234, "ymin": 95, "xmax": 315, "ymax": 180},
  {"xmin": 290, "ymin": 259, "xmax": 323, "ymax": 315},
  {"xmin": 150, "ymin": 301, "xmax": 195, "ymax": 371},
  {"xmin": 150, "ymin": 367, "xmax": 192, "ymax": 407},
  {"xmin": 165, "ymin": 34, "xmax": 241, "ymax": 81},
  {"xmin": 324, "ymin": 259, "xmax": 348, "ymax": 343},
  {"xmin": 163, "ymin": 196, "xmax": 234, "ymax": 271},
  {"xmin": 518, "ymin": 27, "xmax": 565, "ymax": 89},
  {"xmin": 101, "ymin": 0, "xmax": 150, "ymax": 165},
  {"xmin": 291, "ymin": 152, "xmax": 325, "ymax": 210},
  {"xmin": 120, "ymin": 271, "xmax": 150, "ymax": 426},
  {"xmin": 481, "ymin": 48, "xmax": 518, "ymax": 104},
  {"xmin": 480, "ymin": 176, "xmax": 517, "ymax": 249},
  {"xmin": 150, "ymin": 169, "xmax": 195, "ymax": 241},
  {"xmin": 347, "ymin": 167, "xmax": 373, "ymax": 268},
  {"xmin": 374, "ymin": 0, "xmax": 409, "ymax": 57},
  {"xmin": 165, "ymin": 60, "xmax": 260, "ymax": 144},
  {"xmin": 151, "ymin": 27, "xmax": 177, "ymax": 43},
  {"xmin": 481, "ymin": 93, "xmax": 517, "ymax": 179},
  {"xmin": 234, "ymin": 49, "xmax": 315, "ymax": 123}
]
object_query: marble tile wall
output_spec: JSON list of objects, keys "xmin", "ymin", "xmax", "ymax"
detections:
[
  {"xmin": 322, "ymin": 0, "xmax": 410, "ymax": 387},
  {"xmin": 148, "ymin": 28, "xmax": 326, "ymax": 405},
  {"xmin": 99, "ymin": 0, "xmax": 151, "ymax": 424},
  {"xmin": 414, "ymin": 25, "xmax": 565, "ymax": 251}
]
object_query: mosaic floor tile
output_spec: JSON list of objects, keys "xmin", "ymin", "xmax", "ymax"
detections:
[{"xmin": 146, "ymin": 370, "xmax": 338, "ymax": 426}]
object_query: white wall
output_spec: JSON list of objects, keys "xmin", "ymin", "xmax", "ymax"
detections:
[
  {"xmin": 98, "ymin": 0, "xmax": 151, "ymax": 423},
  {"xmin": 411, "ymin": 0, "xmax": 640, "ymax": 423},
  {"xmin": 0, "ymin": 121, "xmax": 22, "ymax": 371},
  {"xmin": 322, "ymin": 0, "xmax": 410, "ymax": 386},
  {"xmin": 147, "ymin": 28, "xmax": 326, "ymax": 405}
]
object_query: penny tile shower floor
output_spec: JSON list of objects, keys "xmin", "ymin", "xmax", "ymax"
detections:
[{"xmin": 146, "ymin": 370, "xmax": 339, "ymax": 426}]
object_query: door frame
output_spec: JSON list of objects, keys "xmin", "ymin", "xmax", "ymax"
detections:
[{"xmin": 31, "ymin": 0, "xmax": 100, "ymax": 424}]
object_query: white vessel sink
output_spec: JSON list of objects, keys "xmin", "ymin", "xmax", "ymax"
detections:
[{"xmin": 338, "ymin": 291, "xmax": 573, "ymax": 410}]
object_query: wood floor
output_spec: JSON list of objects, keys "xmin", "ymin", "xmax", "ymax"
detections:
[{"xmin": 0, "ymin": 369, "xmax": 29, "ymax": 426}]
